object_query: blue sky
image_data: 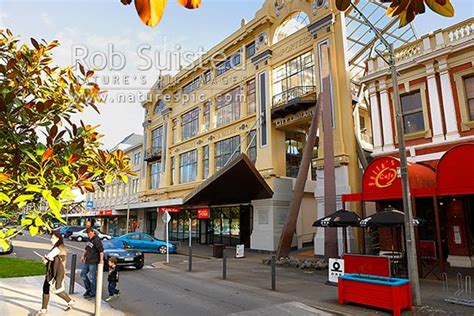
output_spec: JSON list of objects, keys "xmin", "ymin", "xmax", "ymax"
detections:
[{"xmin": 1, "ymin": 0, "xmax": 473, "ymax": 148}]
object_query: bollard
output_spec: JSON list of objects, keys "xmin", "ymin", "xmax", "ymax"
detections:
[
  {"xmin": 223, "ymin": 251, "xmax": 227, "ymax": 280},
  {"xmin": 69, "ymin": 254, "xmax": 77, "ymax": 294},
  {"xmin": 95, "ymin": 263, "xmax": 104, "ymax": 316},
  {"xmin": 188, "ymin": 246, "xmax": 192, "ymax": 272},
  {"xmin": 271, "ymin": 254, "xmax": 276, "ymax": 291}
]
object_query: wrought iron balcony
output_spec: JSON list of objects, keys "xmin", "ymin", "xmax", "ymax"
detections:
[
  {"xmin": 144, "ymin": 146, "xmax": 162, "ymax": 162},
  {"xmin": 272, "ymin": 85, "xmax": 317, "ymax": 109}
]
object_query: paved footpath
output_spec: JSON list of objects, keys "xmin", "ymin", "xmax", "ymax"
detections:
[{"xmin": 0, "ymin": 275, "xmax": 123, "ymax": 316}]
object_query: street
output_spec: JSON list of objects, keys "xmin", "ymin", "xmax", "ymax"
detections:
[{"xmin": 10, "ymin": 234, "xmax": 313, "ymax": 316}]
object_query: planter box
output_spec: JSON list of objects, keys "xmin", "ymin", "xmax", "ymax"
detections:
[{"xmin": 338, "ymin": 274, "xmax": 413, "ymax": 316}]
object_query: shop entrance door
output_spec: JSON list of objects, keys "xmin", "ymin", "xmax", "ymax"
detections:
[{"xmin": 445, "ymin": 199, "xmax": 471, "ymax": 257}]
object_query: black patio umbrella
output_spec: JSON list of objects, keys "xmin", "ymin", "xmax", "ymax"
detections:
[
  {"xmin": 312, "ymin": 209, "xmax": 361, "ymax": 228},
  {"xmin": 359, "ymin": 207, "xmax": 426, "ymax": 228}
]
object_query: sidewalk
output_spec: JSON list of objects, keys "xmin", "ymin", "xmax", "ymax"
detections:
[
  {"xmin": 0, "ymin": 275, "xmax": 124, "ymax": 316},
  {"xmin": 168, "ymin": 244, "xmax": 473, "ymax": 315}
]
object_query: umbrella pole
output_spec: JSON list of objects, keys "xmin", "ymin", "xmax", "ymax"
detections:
[
  {"xmin": 343, "ymin": 227, "xmax": 348, "ymax": 254},
  {"xmin": 361, "ymin": 201, "xmax": 366, "ymax": 254},
  {"xmin": 433, "ymin": 196, "xmax": 445, "ymax": 274}
]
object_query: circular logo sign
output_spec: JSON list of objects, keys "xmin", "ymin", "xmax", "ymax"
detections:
[{"xmin": 374, "ymin": 166, "xmax": 397, "ymax": 188}]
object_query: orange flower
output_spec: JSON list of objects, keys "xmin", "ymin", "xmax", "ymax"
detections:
[
  {"xmin": 122, "ymin": 0, "xmax": 202, "ymax": 27},
  {"xmin": 336, "ymin": 0, "xmax": 454, "ymax": 28}
]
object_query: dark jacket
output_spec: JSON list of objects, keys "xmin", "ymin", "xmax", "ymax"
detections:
[
  {"xmin": 46, "ymin": 254, "xmax": 65, "ymax": 292},
  {"xmin": 108, "ymin": 266, "xmax": 119, "ymax": 283}
]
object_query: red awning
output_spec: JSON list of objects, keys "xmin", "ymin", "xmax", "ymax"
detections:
[
  {"xmin": 342, "ymin": 156, "xmax": 436, "ymax": 202},
  {"xmin": 437, "ymin": 144, "xmax": 474, "ymax": 196}
]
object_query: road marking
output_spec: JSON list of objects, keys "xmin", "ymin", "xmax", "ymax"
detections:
[{"xmin": 142, "ymin": 265, "xmax": 154, "ymax": 269}]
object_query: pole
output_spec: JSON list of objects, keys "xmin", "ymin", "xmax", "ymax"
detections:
[
  {"xmin": 347, "ymin": 2, "xmax": 421, "ymax": 305},
  {"xmin": 389, "ymin": 43, "xmax": 421, "ymax": 305},
  {"xmin": 222, "ymin": 251, "xmax": 227, "ymax": 280},
  {"xmin": 69, "ymin": 254, "xmax": 77, "ymax": 294},
  {"xmin": 166, "ymin": 211, "xmax": 169, "ymax": 264},
  {"xmin": 95, "ymin": 263, "xmax": 104, "ymax": 316},
  {"xmin": 125, "ymin": 179, "xmax": 131, "ymax": 234},
  {"xmin": 271, "ymin": 254, "xmax": 276, "ymax": 291},
  {"xmin": 188, "ymin": 217, "xmax": 192, "ymax": 272}
]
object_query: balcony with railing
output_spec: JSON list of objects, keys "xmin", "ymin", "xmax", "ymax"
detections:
[
  {"xmin": 144, "ymin": 146, "xmax": 162, "ymax": 162},
  {"xmin": 271, "ymin": 85, "xmax": 317, "ymax": 119}
]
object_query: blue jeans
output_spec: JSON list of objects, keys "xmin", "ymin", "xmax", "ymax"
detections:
[
  {"xmin": 108, "ymin": 282, "xmax": 119, "ymax": 296},
  {"xmin": 80, "ymin": 263, "xmax": 97, "ymax": 296}
]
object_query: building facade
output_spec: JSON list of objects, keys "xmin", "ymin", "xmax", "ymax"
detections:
[
  {"xmin": 359, "ymin": 18, "xmax": 474, "ymax": 268},
  {"xmin": 139, "ymin": 0, "xmax": 416, "ymax": 254},
  {"xmin": 82, "ymin": 133, "xmax": 146, "ymax": 236}
]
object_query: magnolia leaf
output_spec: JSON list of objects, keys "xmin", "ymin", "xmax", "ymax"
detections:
[
  {"xmin": 6, "ymin": 228, "xmax": 15, "ymax": 236},
  {"xmin": 425, "ymin": 0, "xmax": 454, "ymax": 17},
  {"xmin": 121, "ymin": 174, "xmax": 129, "ymax": 184},
  {"xmin": 41, "ymin": 147, "xmax": 54, "ymax": 163},
  {"xmin": 42, "ymin": 190, "xmax": 62, "ymax": 213},
  {"xmin": 0, "ymin": 192, "xmax": 11, "ymax": 203},
  {"xmin": 13, "ymin": 194, "xmax": 35, "ymax": 204},
  {"xmin": 0, "ymin": 230, "xmax": 4, "ymax": 239},
  {"xmin": 105, "ymin": 174, "xmax": 113, "ymax": 184},
  {"xmin": 21, "ymin": 218, "xmax": 33, "ymax": 226},
  {"xmin": 177, "ymin": 0, "xmax": 201, "ymax": 9},
  {"xmin": 134, "ymin": 0, "xmax": 167, "ymax": 27},
  {"xmin": 29, "ymin": 225, "xmax": 39, "ymax": 236},
  {"xmin": 26, "ymin": 184, "xmax": 43, "ymax": 193},
  {"xmin": 34, "ymin": 217, "xmax": 45, "ymax": 227},
  {"xmin": 0, "ymin": 173, "xmax": 10, "ymax": 182},
  {"xmin": 0, "ymin": 239, "xmax": 9, "ymax": 251}
]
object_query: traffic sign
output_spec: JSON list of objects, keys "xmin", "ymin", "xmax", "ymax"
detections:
[
  {"xmin": 162, "ymin": 211, "xmax": 171, "ymax": 223},
  {"xmin": 86, "ymin": 200, "xmax": 94, "ymax": 208}
]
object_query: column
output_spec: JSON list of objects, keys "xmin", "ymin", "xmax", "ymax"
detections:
[
  {"xmin": 196, "ymin": 146, "xmax": 204, "ymax": 181},
  {"xmin": 198, "ymin": 103, "xmax": 205, "ymax": 133},
  {"xmin": 438, "ymin": 57, "xmax": 460, "ymax": 140},
  {"xmin": 173, "ymin": 154, "xmax": 180, "ymax": 185},
  {"xmin": 379, "ymin": 80, "xmax": 395, "ymax": 151},
  {"xmin": 240, "ymin": 84, "xmax": 247, "ymax": 119},
  {"xmin": 425, "ymin": 62, "xmax": 445, "ymax": 142},
  {"xmin": 176, "ymin": 117, "xmax": 183, "ymax": 144},
  {"xmin": 210, "ymin": 97, "xmax": 217, "ymax": 130},
  {"xmin": 208, "ymin": 142, "xmax": 216, "ymax": 177},
  {"xmin": 368, "ymin": 82, "xmax": 383, "ymax": 152},
  {"xmin": 240, "ymin": 132, "xmax": 248, "ymax": 156}
]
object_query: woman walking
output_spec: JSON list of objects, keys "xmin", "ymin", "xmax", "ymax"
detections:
[{"xmin": 35, "ymin": 230, "xmax": 76, "ymax": 315}]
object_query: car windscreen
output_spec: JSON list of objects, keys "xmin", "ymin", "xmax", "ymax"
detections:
[
  {"xmin": 69, "ymin": 227, "xmax": 83, "ymax": 232},
  {"xmin": 103, "ymin": 240, "xmax": 130, "ymax": 249}
]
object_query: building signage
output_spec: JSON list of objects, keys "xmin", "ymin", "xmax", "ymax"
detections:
[
  {"xmin": 98, "ymin": 209, "xmax": 113, "ymax": 216},
  {"xmin": 196, "ymin": 208, "xmax": 210, "ymax": 219},
  {"xmin": 274, "ymin": 107, "xmax": 315, "ymax": 128},
  {"xmin": 328, "ymin": 258, "xmax": 344, "ymax": 283},
  {"xmin": 368, "ymin": 158, "xmax": 399, "ymax": 189},
  {"xmin": 158, "ymin": 207, "xmax": 181, "ymax": 213}
]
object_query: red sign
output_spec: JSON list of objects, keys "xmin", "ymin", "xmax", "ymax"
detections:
[
  {"xmin": 158, "ymin": 207, "xmax": 180, "ymax": 213},
  {"xmin": 98, "ymin": 209, "xmax": 113, "ymax": 216},
  {"xmin": 418, "ymin": 240, "xmax": 437, "ymax": 259},
  {"xmin": 343, "ymin": 254, "xmax": 391, "ymax": 277},
  {"xmin": 196, "ymin": 208, "xmax": 210, "ymax": 219}
]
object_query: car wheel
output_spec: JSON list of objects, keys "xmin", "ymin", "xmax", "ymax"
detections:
[
  {"xmin": 135, "ymin": 261, "xmax": 144, "ymax": 270},
  {"xmin": 77, "ymin": 236, "xmax": 83, "ymax": 242},
  {"xmin": 158, "ymin": 245, "xmax": 167, "ymax": 254}
]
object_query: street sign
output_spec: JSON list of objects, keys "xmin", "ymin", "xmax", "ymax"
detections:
[
  {"xmin": 86, "ymin": 201, "xmax": 94, "ymax": 208},
  {"xmin": 328, "ymin": 258, "xmax": 345, "ymax": 283},
  {"xmin": 158, "ymin": 206, "xmax": 180, "ymax": 213},
  {"xmin": 236, "ymin": 244, "xmax": 245, "ymax": 258},
  {"xmin": 197, "ymin": 208, "xmax": 210, "ymax": 219},
  {"xmin": 162, "ymin": 212, "xmax": 171, "ymax": 224},
  {"xmin": 97, "ymin": 209, "xmax": 113, "ymax": 216}
]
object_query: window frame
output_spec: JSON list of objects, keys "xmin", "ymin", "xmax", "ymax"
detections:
[
  {"xmin": 215, "ymin": 135, "xmax": 240, "ymax": 172},
  {"xmin": 216, "ymin": 86, "xmax": 241, "ymax": 128},
  {"xmin": 151, "ymin": 126, "xmax": 163, "ymax": 150},
  {"xmin": 247, "ymin": 79, "xmax": 256, "ymax": 115},
  {"xmin": 180, "ymin": 149, "xmax": 198, "ymax": 184},
  {"xmin": 181, "ymin": 108, "xmax": 200, "ymax": 141},
  {"xmin": 149, "ymin": 161, "xmax": 161, "ymax": 189}
]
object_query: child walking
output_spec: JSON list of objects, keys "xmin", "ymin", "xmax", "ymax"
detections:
[{"xmin": 105, "ymin": 257, "xmax": 120, "ymax": 302}]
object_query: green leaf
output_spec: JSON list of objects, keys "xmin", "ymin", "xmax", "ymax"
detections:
[
  {"xmin": 42, "ymin": 190, "xmax": 62, "ymax": 213},
  {"xmin": 0, "ymin": 192, "xmax": 11, "ymax": 203},
  {"xmin": 21, "ymin": 218, "xmax": 33, "ymax": 226},
  {"xmin": 26, "ymin": 184, "xmax": 43, "ymax": 193},
  {"xmin": 121, "ymin": 174, "xmax": 129, "ymax": 184},
  {"xmin": 105, "ymin": 174, "xmax": 113, "ymax": 184},
  {"xmin": 6, "ymin": 228, "xmax": 15, "ymax": 236},
  {"xmin": 0, "ymin": 239, "xmax": 9, "ymax": 251},
  {"xmin": 29, "ymin": 225, "xmax": 39, "ymax": 236},
  {"xmin": 13, "ymin": 194, "xmax": 35, "ymax": 204},
  {"xmin": 34, "ymin": 217, "xmax": 45, "ymax": 227},
  {"xmin": 0, "ymin": 230, "xmax": 4, "ymax": 239}
]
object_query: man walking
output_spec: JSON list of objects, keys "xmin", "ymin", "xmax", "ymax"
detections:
[{"xmin": 80, "ymin": 228, "xmax": 104, "ymax": 298}]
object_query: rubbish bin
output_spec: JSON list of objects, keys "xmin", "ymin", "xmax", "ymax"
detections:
[{"xmin": 213, "ymin": 244, "xmax": 225, "ymax": 258}]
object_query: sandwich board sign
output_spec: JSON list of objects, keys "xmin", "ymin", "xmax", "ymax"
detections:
[
  {"xmin": 328, "ymin": 258, "xmax": 344, "ymax": 283},
  {"xmin": 236, "ymin": 244, "xmax": 245, "ymax": 258}
]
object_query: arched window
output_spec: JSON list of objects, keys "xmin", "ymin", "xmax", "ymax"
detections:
[
  {"xmin": 273, "ymin": 12, "xmax": 310, "ymax": 44},
  {"xmin": 154, "ymin": 100, "xmax": 164, "ymax": 115}
]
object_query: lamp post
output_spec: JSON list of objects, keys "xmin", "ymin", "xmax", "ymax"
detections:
[{"xmin": 350, "ymin": 2, "xmax": 421, "ymax": 305}]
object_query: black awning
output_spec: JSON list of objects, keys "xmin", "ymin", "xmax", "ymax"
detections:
[{"xmin": 183, "ymin": 154, "xmax": 273, "ymax": 207}]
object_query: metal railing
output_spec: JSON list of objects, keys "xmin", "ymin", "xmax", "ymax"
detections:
[
  {"xmin": 144, "ymin": 146, "xmax": 162, "ymax": 161},
  {"xmin": 272, "ymin": 85, "xmax": 316, "ymax": 109}
]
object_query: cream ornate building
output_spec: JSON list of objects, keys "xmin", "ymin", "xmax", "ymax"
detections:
[{"xmin": 139, "ymin": 0, "xmax": 416, "ymax": 254}]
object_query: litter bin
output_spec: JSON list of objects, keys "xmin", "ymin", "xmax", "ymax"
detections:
[{"xmin": 213, "ymin": 244, "xmax": 225, "ymax": 258}]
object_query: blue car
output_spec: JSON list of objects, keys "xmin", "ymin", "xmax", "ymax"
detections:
[{"xmin": 117, "ymin": 232, "xmax": 176, "ymax": 254}]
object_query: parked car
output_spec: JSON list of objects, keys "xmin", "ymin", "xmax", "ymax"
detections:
[
  {"xmin": 117, "ymin": 232, "xmax": 176, "ymax": 254},
  {"xmin": 103, "ymin": 239, "xmax": 144, "ymax": 270},
  {"xmin": 64, "ymin": 226, "xmax": 84, "ymax": 239},
  {"xmin": 70, "ymin": 228, "xmax": 112, "ymax": 242},
  {"xmin": 0, "ymin": 229, "xmax": 13, "ymax": 255}
]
